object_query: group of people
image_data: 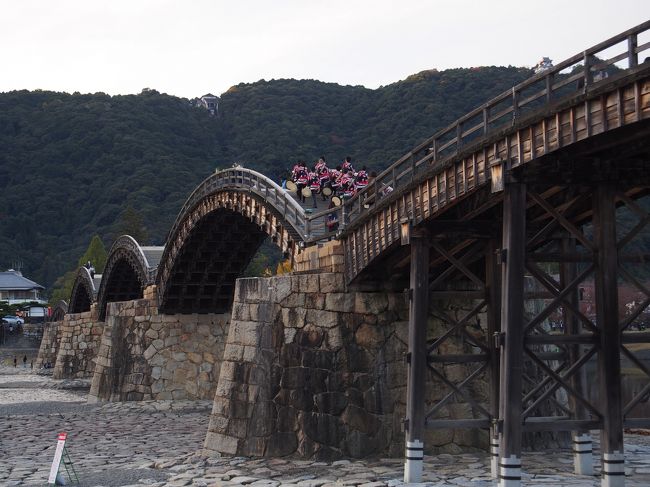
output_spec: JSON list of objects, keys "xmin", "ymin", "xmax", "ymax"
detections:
[{"xmin": 285, "ymin": 156, "xmax": 374, "ymax": 208}]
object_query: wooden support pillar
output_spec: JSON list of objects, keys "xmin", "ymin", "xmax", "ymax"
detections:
[
  {"xmin": 403, "ymin": 228, "xmax": 429, "ymax": 483},
  {"xmin": 499, "ymin": 182, "xmax": 526, "ymax": 487},
  {"xmin": 593, "ymin": 184, "xmax": 625, "ymax": 487},
  {"xmin": 487, "ymin": 239, "xmax": 502, "ymax": 479},
  {"xmin": 561, "ymin": 237, "xmax": 594, "ymax": 476}
]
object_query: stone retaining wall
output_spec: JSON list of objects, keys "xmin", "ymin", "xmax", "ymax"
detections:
[
  {"xmin": 35, "ymin": 321, "xmax": 62, "ymax": 369},
  {"xmin": 294, "ymin": 241, "xmax": 344, "ymax": 273},
  {"xmin": 204, "ymin": 272, "xmax": 491, "ymax": 460},
  {"xmin": 52, "ymin": 308, "xmax": 103, "ymax": 379},
  {"xmin": 88, "ymin": 293, "xmax": 229, "ymax": 403}
]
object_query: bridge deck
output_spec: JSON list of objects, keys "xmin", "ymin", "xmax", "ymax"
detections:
[{"xmin": 342, "ymin": 69, "xmax": 650, "ymax": 283}]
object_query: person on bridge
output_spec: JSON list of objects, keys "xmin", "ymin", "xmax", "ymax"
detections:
[
  {"xmin": 294, "ymin": 162, "xmax": 309, "ymax": 203},
  {"xmin": 329, "ymin": 166, "xmax": 342, "ymax": 193},
  {"xmin": 354, "ymin": 166, "xmax": 369, "ymax": 190},
  {"xmin": 308, "ymin": 170, "xmax": 320, "ymax": 208},
  {"xmin": 317, "ymin": 163, "xmax": 331, "ymax": 200},
  {"xmin": 342, "ymin": 156, "xmax": 354, "ymax": 173}
]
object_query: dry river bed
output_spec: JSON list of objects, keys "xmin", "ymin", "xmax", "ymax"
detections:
[{"xmin": 2, "ymin": 367, "xmax": 650, "ymax": 486}]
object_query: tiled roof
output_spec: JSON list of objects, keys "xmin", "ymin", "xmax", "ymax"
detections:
[
  {"xmin": 141, "ymin": 246, "xmax": 165, "ymax": 269},
  {"xmin": 0, "ymin": 271, "xmax": 45, "ymax": 291}
]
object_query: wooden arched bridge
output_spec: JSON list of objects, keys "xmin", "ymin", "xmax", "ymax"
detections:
[{"xmin": 64, "ymin": 21, "xmax": 650, "ymax": 487}]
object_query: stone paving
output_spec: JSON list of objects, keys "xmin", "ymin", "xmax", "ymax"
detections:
[{"xmin": 2, "ymin": 367, "xmax": 650, "ymax": 486}]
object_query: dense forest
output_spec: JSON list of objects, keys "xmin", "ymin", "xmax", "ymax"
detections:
[{"xmin": 0, "ymin": 65, "xmax": 546, "ymax": 292}]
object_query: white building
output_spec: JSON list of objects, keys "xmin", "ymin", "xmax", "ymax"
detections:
[
  {"xmin": 198, "ymin": 94, "xmax": 219, "ymax": 116},
  {"xmin": 0, "ymin": 270, "xmax": 46, "ymax": 305}
]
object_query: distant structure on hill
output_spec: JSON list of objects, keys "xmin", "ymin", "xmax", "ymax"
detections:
[
  {"xmin": 196, "ymin": 94, "xmax": 219, "ymax": 116},
  {"xmin": 534, "ymin": 57, "xmax": 554, "ymax": 74}
]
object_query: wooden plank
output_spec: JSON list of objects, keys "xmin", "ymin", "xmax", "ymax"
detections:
[
  {"xmin": 617, "ymin": 87, "xmax": 625, "ymax": 128},
  {"xmin": 522, "ymin": 419, "xmax": 601, "ymax": 432},
  {"xmin": 635, "ymin": 80, "xmax": 641, "ymax": 122},
  {"xmin": 426, "ymin": 419, "xmax": 491, "ymax": 429}
]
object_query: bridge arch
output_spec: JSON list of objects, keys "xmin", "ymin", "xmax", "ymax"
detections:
[
  {"xmin": 156, "ymin": 168, "xmax": 306, "ymax": 314},
  {"xmin": 50, "ymin": 300, "xmax": 68, "ymax": 322},
  {"xmin": 96, "ymin": 235, "xmax": 160, "ymax": 320},
  {"xmin": 69, "ymin": 267, "xmax": 98, "ymax": 313}
]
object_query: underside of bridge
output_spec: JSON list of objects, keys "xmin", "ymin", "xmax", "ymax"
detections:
[
  {"xmin": 159, "ymin": 208, "xmax": 267, "ymax": 314},
  {"xmin": 69, "ymin": 278, "xmax": 93, "ymax": 314},
  {"xmin": 69, "ymin": 266, "xmax": 98, "ymax": 314},
  {"xmin": 99, "ymin": 259, "xmax": 145, "ymax": 317},
  {"xmin": 350, "ymin": 120, "xmax": 650, "ymax": 288}
]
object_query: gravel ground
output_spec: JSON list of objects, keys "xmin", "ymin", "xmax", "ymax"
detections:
[{"xmin": 3, "ymin": 366, "xmax": 650, "ymax": 486}]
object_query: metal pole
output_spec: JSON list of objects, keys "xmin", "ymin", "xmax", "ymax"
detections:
[
  {"xmin": 499, "ymin": 182, "xmax": 526, "ymax": 487},
  {"xmin": 593, "ymin": 183, "xmax": 625, "ymax": 487},
  {"xmin": 404, "ymin": 227, "xmax": 429, "ymax": 483}
]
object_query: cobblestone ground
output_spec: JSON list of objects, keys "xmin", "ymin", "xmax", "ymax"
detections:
[{"xmin": 2, "ymin": 367, "xmax": 650, "ymax": 486}]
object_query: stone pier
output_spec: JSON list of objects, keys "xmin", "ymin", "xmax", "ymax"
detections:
[
  {"xmin": 204, "ymin": 271, "xmax": 491, "ymax": 459},
  {"xmin": 51, "ymin": 306, "xmax": 103, "ymax": 379},
  {"xmin": 89, "ymin": 286, "xmax": 230, "ymax": 402},
  {"xmin": 35, "ymin": 320, "xmax": 63, "ymax": 369}
]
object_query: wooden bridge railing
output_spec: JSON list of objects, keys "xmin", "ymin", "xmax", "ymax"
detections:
[
  {"xmin": 339, "ymin": 20, "xmax": 650, "ymax": 230},
  {"xmin": 167, "ymin": 167, "xmax": 306, "ymax": 241}
]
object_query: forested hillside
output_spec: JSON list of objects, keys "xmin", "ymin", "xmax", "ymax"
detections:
[{"xmin": 0, "ymin": 66, "xmax": 533, "ymax": 291}]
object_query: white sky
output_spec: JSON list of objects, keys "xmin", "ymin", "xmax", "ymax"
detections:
[{"xmin": 1, "ymin": 0, "xmax": 647, "ymax": 99}]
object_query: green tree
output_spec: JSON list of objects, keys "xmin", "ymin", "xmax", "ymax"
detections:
[
  {"xmin": 49, "ymin": 270, "xmax": 76, "ymax": 305},
  {"xmin": 77, "ymin": 235, "xmax": 107, "ymax": 272},
  {"xmin": 49, "ymin": 235, "xmax": 107, "ymax": 304},
  {"xmin": 114, "ymin": 205, "xmax": 149, "ymax": 244}
]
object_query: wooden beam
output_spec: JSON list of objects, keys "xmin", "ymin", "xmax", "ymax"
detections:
[
  {"xmin": 593, "ymin": 183, "xmax": 625, "ymax": 482},
  {"xmin": 498, "ymin": 182, "xmax": 527, "ymax": 478},
  {"xmin": 404, "ymin": 228, "xmax": 430, "ymax": 483}
]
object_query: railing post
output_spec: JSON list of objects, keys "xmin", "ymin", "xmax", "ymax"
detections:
[
  {"xmin": 628, "ymin": 33, "xmax": 638, "ymax": 68},
  {"xmin": 545, "ymin": 73, "xmax": 553, "ymax": 102},
  {"xmin": 482, "ymin": 108, "xmax": 489, "ymax": 135},
  {"xmin": 583, "ymin": 51, "xmax": 593, "ymax": 90},
  {"xmin": 512, "ymin": 88, "xmax": 520, "ymax": 124},
  {"xmin": 305, "ymin": 218, "xmax": 311, "ymax": 240},
  {"xmin": 411, "ymin": 154, "xmax": 416, "ymax": 181},
  {"xmin": 432, "ymin": 137, "xmax": 438, "ymax": 163},
  {"xmin": 456, "ymin": 122, "xmax": 462, "ymax": 152}
]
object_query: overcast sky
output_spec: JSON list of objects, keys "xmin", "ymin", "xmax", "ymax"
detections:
[{"xmin": 1, "ymin": 1, "xmax": 646, "ymax": 99}]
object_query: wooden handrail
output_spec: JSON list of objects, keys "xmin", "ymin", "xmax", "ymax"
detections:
[{"xmin": 341, "ymin": 20, "xmax": 650, "ymax": 226}]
